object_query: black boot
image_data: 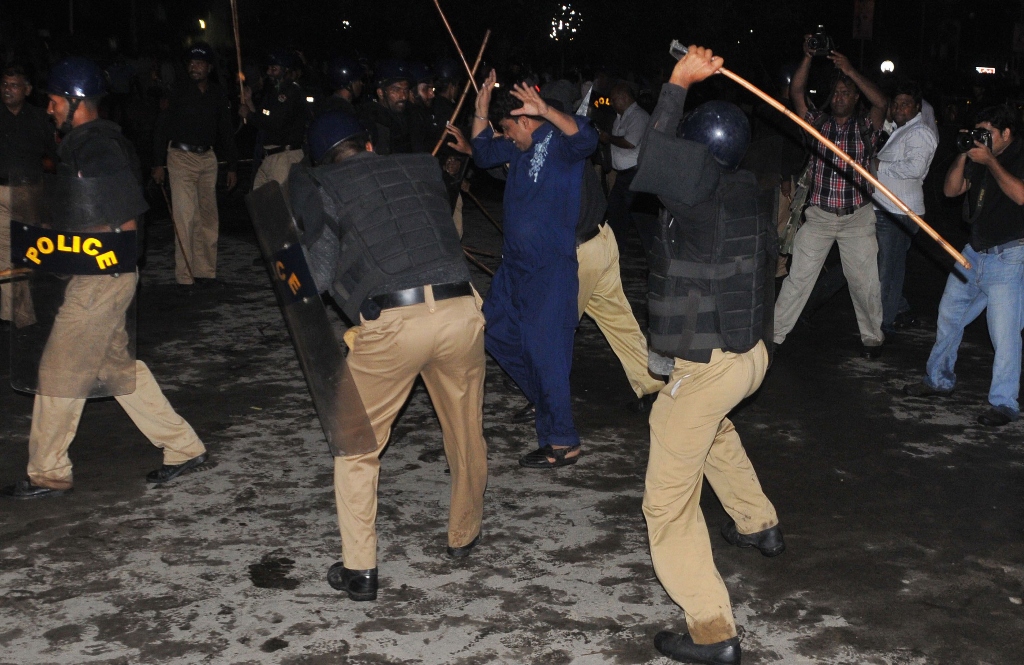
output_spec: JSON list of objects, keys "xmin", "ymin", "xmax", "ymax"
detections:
[
  {"xmin": 327, "ymin": 563, "xmax": 378, "ymax": 601},
  {"xmin": 654, "ymin": 631, "xmax": 741, "ymax": 664},
  {"xmin": 721, "ymin": 519, "xmax": 786, "ymax": 557}
]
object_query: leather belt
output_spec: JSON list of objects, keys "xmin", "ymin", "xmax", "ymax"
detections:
[
  {"xmin": 978, "ymin": 238, "xmax": 1024, "ymax": 255},
  {"xmin": 169, "ymin": 141, "xmax": 212, "ymax": 154},
  {"xmin": 361, "ymin": 281, "xmax": 473, "ymax": 320},
  {"xmin": 576, "ymin": 223, "xmax": 602, "ymax": 247},
  {"xmin": 818, "ymin": 203, "xmax": 866, "ymax": 217},
  {"xmin": 264, "ymin": 144, "xmax": 300, "ymax": 156}
]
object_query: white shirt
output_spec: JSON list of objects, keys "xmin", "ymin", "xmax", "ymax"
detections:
[
  {"xmin": 872, "ymin": 112, "xmax": 938, "ymax": 216},
  {"xmin": 610, "ymin": 102, "xmax": 649, "ymax": 171}
]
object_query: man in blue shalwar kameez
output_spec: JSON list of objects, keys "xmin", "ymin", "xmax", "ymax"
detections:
[{"xmin": 470, "ymin": 71, "xmax": 598, "ymax": 468}]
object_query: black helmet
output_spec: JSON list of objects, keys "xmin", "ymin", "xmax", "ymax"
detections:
[
  {"xmin": 375, "ymin": 59, "xmax": 410, "ymax": 88},
  {"xmin": 187, "ymin": 42, "xmax": 216, "ymax": 64},
  {"xmin": 267, "ymin": 47, "xmax": 298, "ymax": 70},
  {"xmin": 678, "ymin": 101, "xmax": 751, "ymax": 172},
  {"xmin": 308, "ymin": 110, "xmax": 367, "ymax": 164},
  {"xmin": 434, "ymin": 58, "xmax": 461, "ymax": 84},
  {"xmin": 408, "ymin": 62, "xmax": 434, "ymax": 85},
  {"xmin": 46, "ymin": 56, "xmax": 107, "ymax": 99},
  {"xmin": 327, "ymin": 56, "xmax": 361, "ymax": 90}
]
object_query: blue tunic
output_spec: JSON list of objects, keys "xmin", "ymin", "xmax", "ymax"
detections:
[{"xmin": 472, "ymin": 118, "xmax": 598, "ymax": 448}]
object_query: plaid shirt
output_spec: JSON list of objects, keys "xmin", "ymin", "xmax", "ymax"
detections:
[{"xmin": 805, "ymin": 110, "xmax": 878, "ymax": 211}]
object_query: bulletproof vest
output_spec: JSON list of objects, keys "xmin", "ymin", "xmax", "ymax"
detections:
[
  {"xmin": 575, "ymin": 161, "xmax": 607, "ymax": 245},
  {"xmin": 53, "ymin": 120, "xmax": 148, "ymax": 230},
  {"xmin": 302, "ymin": 153, "xmax": 470, "ymax": 322},
  {"xmin": 648, "ymin": 169, "xmax": 777, "ymax": 361}
]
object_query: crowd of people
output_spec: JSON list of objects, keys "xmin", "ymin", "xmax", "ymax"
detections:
[{"xmin": 1, "ymin": 31, "xmax": 1023, "ymax": 665}]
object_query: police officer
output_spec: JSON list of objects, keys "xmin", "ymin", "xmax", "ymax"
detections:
[
  {"xmin": 432, "ymin": 58, "xmax": 462, "ymax": 124},
  {"xmin": 240, "ymin": 48, "xmax": 308, "ymax": 188},
  {"xmin": 0, "ymin": 64, "xmax": 57, "ymax": 325},
  {"xmin": 288, "ymin": 110, "xmax": 487, "ymax": 600},
  {"xmin": 1, "ymin": 57, "xmax": 208, "ymax": 499},
  {"xmin": 408, "ymin": 62, "xmax": 443, "ymax": 151},
  {"xmin": 631, "ymin": 47, "xmax": 783, "ymax": 665},
  {"xmin": 152, "ymin": 42, "xmax": 238, "ymax": 287},
  {"xmin": 320, "ymin": 56, "xmax": 363, "ymax": 116},
  {"xmin": 358, "ymin": 60, "xmax": 414, "ymax": 155}
]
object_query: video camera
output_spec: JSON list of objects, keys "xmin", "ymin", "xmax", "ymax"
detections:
[
  {"xmin": 806, "ymin": 26, "xmax": 835, "ymax": 57},
  {"xmin": 956, "ymin": 128, "xmax": 993, "ymax": 152}
]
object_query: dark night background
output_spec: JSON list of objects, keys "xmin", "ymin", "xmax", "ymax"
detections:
[{"xmin": 2, "ymin": 0, "xmax": 1022, "ymax": 96}]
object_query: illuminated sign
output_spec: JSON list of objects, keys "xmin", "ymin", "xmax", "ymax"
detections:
[{"xmin": 976, "ymin": 67, "xmax": 996, "ymax": 74}]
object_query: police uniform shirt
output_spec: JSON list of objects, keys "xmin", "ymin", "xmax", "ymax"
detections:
[
  {"xmin": 152, "ymin": 80, "xmax": 239, "ymax": 170},
  {"xmin": 0, "ymin": 101, "xmax": 57, "ymax": 181},
  {"xmin": 250, "ymin": 80, "xmax": 308, "ymax": 147},
  {"xmin": 358, "ymin": 102, "xmax": 414, "ymax": 156}
]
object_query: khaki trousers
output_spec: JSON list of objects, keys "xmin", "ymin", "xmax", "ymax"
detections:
[
  {"xmin": 773, "ymin": 204, "xmax": 885, "ymax": 346},
  {"xmin": 0, "ymin": 184, "xmax": 35, "ymax": 325},
  {"xmin": 167, "ymin": 148, "xmax": 219, "ymax": 284},
  {"xmin": 27, "ymin": 274, "xmax": 204, "ymax": 489},
  {"xmin": 644, "ymin": 341, "xmax": 778, "ymax": 644},
  {"xmin": 577, "ymin": 224, "xmax": 663, "ymax": 397},
  {"xmin": 335, "ymin": 290, "xmax": 488, "ymax": 569},
  {"xmin": 253, "ymin": 148, "xmax": 304, "ymax": 190},
  {"xmin": 452, "ymin": 193, "xmax": 464, "ymax": 238}
]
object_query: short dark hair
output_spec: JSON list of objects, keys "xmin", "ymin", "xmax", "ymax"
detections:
[
  {"xmin": 975, "ymin": 104, "xmax": 1019, "ymax": 136},
  {"xmin": 2, "ymin": 65, "xmax": 28, "ymax": 82},
  {"xmin": 609, "ymin": 82, "xmax": 635, "ymax": 100},
  {"xmin": 326, "ymin": 134, "xmax": 370, "ymax": 163},
  {"xmin": 893, "ymin": 79, "xmax": 922, "ymax": 106},
  {"xmin": 488, "ymin": 87, "xmax": 524, "ymax": 124},
  {"xmin": 834, "ymin": 74, "xmax": 860, "ymax": 95}
]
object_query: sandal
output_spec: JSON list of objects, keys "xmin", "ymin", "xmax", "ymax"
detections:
[{"xmin": 518, "ymin": 444, "xmax": 581, "ymax": 469}]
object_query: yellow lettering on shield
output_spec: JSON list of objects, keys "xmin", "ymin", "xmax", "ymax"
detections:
[
  {"xmin": 82, "ymin": 238, "xmax": 103, "ymax": 256},
  {"xmin": 57, "ymin": 234, "xmax": 81, "ymax": 253},
  {"xmin": 25, "ymin": 247, "xmax": 41, "ymax": 265},
  {"xmin": 288, "ymin": 273, "xmax": 302, "ymax": 295},
  {"xmin": 37, "ymin": 237, "xmax": 54, "ymax": 254},
  {"xmin": 95, "ymin": 251, "xmax": 118, "ymax": 270}
]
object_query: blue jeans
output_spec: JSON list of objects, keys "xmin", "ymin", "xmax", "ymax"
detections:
[
  {"xmin": 875, "ymin": 210, "xmax": 917, "ymax": 332},
  {"xmin": 924, "ymin": 243, "xmax": 1024, "ymax": 418}
]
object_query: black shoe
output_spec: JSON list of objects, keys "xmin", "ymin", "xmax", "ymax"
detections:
[
  {"xmin": 447, "ymin": 533, "xmax": 480, "ymax": 559},
  {"xmin": 146, "ymin": 453, "xmax": 208, "ymax": 484},
  {"xmin": 1, "ymin": 479, "xmax": 72, "ymax": 500},
  {"xmin": 860, "ymin": 343, "xmax": 883, "ymax": 359},
  {"xmin": 193, "ymin": 277, "xmax": 223, "ymax": 290},
  {"xmin": 510, "ymin": 403, "xmax": 536, "ymax": 424},
  {"xmin": 327, "ymin": 563, "xmax": 378, "ymax": 601},
  {"xmin": 893, "ymin": 312, "xmax": 918, "ymax": 330},
  {"xmin": 721, "ymin": 519, "xmax": 785, "ymax": 557},
  {"xmin": 654, "ymin": 631, "xmax": 741, "ymax": 665},
  {"xmin": 978, "ymin": 407, "xmax": 1014, "ymax": 428},
  {"xmin": 625, "ymin": 392, "xmax": 658, "ymax": 414},
  {"xmin": 902, "ymin": 382, "xmax": 954, "ymax": 398},
  {"xmin": 518, "ymin": 444, "xmax": 581, "ymax": 469}
]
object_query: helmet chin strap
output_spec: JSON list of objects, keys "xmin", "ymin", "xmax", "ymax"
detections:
[{"xmin": 59, "ymin": 97, "xmax": 81, "ymax": 135}]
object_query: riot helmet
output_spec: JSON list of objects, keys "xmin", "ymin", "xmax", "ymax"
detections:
[
  {"xmin": 408, "ymin": 62, "xmax": 434, "ymax": 85},
  {"xmin": 328, "ymin": 56, "xmax": 361, "ymax": 90},
  {"xmin": 677, "ymin": 101, "xmax": 751, "ymax": 172},
  {"xmin": 308, "ymin": 110, "xmax": 368, "ymax": 165},
  {"xmin": 375, "ymin": 59, "xmax": 411, "ymax": 88},
  {"xmin": 267, "ymin": 47, "xmax": 299, "ymax": 71},
  {"xmin": 434, "ymin": 58, "xmax": 461, "ymax": 85},
  {"xmin": 46, "ymin": 56, "xmax": 107, "ymax": 134}
]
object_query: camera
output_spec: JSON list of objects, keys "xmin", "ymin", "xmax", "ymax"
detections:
[
  {"xmin": 956, "ymin": 128, "xmax": 992, "ymax": 153},
  {"xmin": 806, "ymin": 26, "xmax": 835, "ymax": 57}
]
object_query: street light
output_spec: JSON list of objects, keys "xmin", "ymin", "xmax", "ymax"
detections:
[
  {"xmin": 549, "ymin": 3, "xmax": 582, "ymax": 42},
  {"xmin": 199, "ymin": 19, "xmax": 206, "ymax": 30},
  {"xmin": 880, "ymin": 60, "xmax": 894, "ymax": 73}
]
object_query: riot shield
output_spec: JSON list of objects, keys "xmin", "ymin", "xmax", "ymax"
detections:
[
  {"xmin": 246, "ymin": 181, "xmax": 377, "ymax": 457},
  {"xmin": 9, "ymin": 177, "xmax": 139, "ymax": 398}
]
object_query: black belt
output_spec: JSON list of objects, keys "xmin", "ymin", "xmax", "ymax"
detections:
[
  {"xmin": 978, "ymin": 238, "xmax": 1024, "ymax": 255},
  {"xmin": 361, "ymin": 281, "xmax": 473, "ymax": 320},
  {"xmin": 264, "ymin": 145, "xmax": 300, "ymax": 156},
  {"xmin": 576, "ymin": 223, "xmax": 602, "ymax": 247},
  {"xmin": 169, "ymin": 141, "xmax": 212, "ymax": 154},
  {"xmin": 818, "ymin": 203, "xmax": 866, "ymax": 217}
]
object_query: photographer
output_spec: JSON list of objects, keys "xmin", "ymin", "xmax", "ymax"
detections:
[
  {"xmin": 904, "ymin": 105, "xmax": 1024, "ymax": 427},
  {"xmin": 772, "ymin": 33, "xmax": 889, "ymax": 358}
]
